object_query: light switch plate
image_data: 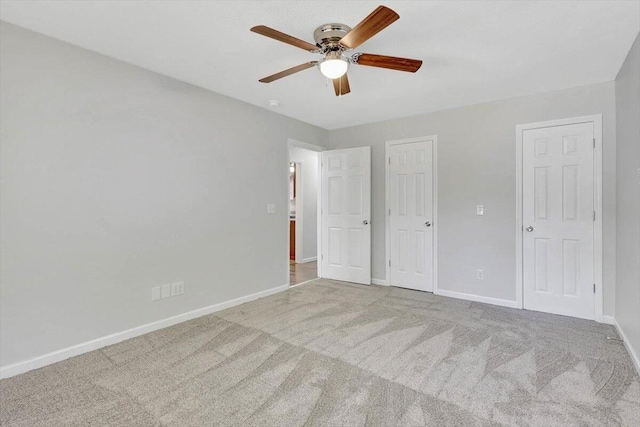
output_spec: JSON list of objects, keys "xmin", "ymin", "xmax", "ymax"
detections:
[
  {"xmin": 151, "ymin": 286, "xmax": 161, "ymax": 301},
  {"xmin": 267, "ymin": 203, "xmax": 276, "ymax": 214},
  {"xmin": 476, "ymin": 205, "xmax": 484, "ymax": 216},
  {"xmin": 161, "ymin": 284, "xmax": 171, "ymax": 299}
]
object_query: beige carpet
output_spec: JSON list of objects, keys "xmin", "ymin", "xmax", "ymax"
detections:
[{"xmin": 1, "ymin": 279, "xmax": 639, "ymax": 426}]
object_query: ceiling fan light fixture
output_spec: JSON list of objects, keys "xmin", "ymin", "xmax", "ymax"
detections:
[
  {"xmin": 319, "ymin": 52, "xmax": 349, "ymax": 79},
  {"xmin": 252, "ymin": 6, "xmax": 420, "ymax": 96}
]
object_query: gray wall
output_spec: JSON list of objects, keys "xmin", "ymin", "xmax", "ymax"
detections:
[
  {"xmin": 615, "ymin": 34, "xmax": 640, "ymax": 361},
  {"xmin": 0, "ymin": 19, "xmax": 629, "ymax": 370},
  {"xmin": 289, "ymin": 146, "xmax": 319, "ymax": 261},
  {"xmin": 327, "ymin": 82, "xmax": 617, "ymax": 312},
  {"xmin": 0, "ymin": 22, "xmax": 326, "ymax": 367}
]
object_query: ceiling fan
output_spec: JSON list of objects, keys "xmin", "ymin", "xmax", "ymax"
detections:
[{"xmin": 251, "ymin": 5, "xmax": 422, "ymax": 96}]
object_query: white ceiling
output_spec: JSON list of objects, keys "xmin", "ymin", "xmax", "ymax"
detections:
[{"xmin": 1, "ymin": 1, "xmax": 638, "ymax": 130}]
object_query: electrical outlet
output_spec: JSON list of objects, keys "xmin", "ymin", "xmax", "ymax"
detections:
[
  {"xmin": 151, "ymin": 286, "xmax": 161, "ymax": 301},
  {"xmin": 171, "ymin": 281, "xmax": 184, "ymax": 296},
  {"xmin": 161, "ymin": 284, "xmax": 171, "ymax": 299},
  {"xmin": 476, "ymin": 269, "xmax": 484, "ymax": 280},
  {"xmin": 267, "ymin": 203, "xmax": 276, "ymax": 214}
]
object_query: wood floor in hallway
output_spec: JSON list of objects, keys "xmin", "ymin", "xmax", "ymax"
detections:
[{"xmin": 289, "ymin": 260, "xmax": 317, "ymax": 285}]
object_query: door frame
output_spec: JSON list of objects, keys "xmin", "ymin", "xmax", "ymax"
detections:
[
  {"xmin": 385, "ymin": 136, "xmax": 439, "ymax": 292},
  {"xmin": 287, "ymin": 139, "xmax": 325, "ymax": 285},
  {"xmin": 515, "ymin": 115, "xmax": 603, "ymax": 321},
  {"xmin": 293, "ymin": 161, "xmax": 303, "ymax": 263}
]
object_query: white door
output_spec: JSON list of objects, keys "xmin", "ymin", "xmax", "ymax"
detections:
[
  {"xmin": 388, "ymin": 140, "xmax": 434, "ymax": 291},
  {"xmin": 523, "ymin": 122, "xmax": 595, "ymax": 319},
  {"xmin": 321, "ymin": 147, "xmax": 371, "ymax": 285}
]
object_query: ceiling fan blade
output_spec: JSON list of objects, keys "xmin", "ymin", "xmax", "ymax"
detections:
[
  {"xmin": 354, "ymin": 53, "xmax": 422, "ymax": 72},
  {"xmin": 250, "ymin": 25, "xmax": 318, "ymax": 52},
  {"xmin": 259, "ymin": 61, "xmax": 318, "ymax": 83},
  {"xmin": 339, "ymin": 6, "xmax": 399, "ymax": 49},
  {"xmin": 332, "ymin": 74, "xmax": 351, "ymax": 96}
]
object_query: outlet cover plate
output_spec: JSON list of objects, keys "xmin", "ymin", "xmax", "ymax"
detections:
[{"xmin": 171, "ymin": 281, "xmax": 184, "ymax": 296}]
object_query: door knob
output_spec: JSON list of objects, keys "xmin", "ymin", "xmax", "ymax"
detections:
[
  {"xmin": 526, "ymin": 226, "xmax": 534, "ymax": 232},
  {"xmin": 363, "ymin": 220, "xmax": 369, "ymax": 225},
  {"xmin": 425, "ymin": 221, "xmax": 431, "ymax": 227}
]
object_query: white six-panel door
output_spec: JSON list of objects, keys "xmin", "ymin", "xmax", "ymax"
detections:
[
  {"xmin": 522, "ymin": 122, "xmax": 595, "ymax": 319},
  {"xmin": 321, "ymin": 147, "xmax": 371, "ymax": 285},
  {"xmin": 388, "ymin": 140, "xmax": 434, "ymax": 292}
]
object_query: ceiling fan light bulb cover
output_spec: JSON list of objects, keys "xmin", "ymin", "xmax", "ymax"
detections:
[{"xmin": 319, "ymin": 53, "xmax": 349, "ymax": 79}]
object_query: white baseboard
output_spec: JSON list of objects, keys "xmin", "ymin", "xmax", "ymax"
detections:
[
  {"xmin": 298, "ymin": 257, "xmax": 317, "ymax": 263},
  {"xmin": 371, "ymin": 278, "xmax": 389, "ymax": 286},
  {"xmin": 598, "ymin": 315, "xmax": 615, "ymax": 325},
  {"xmin": 0, "ymin": 284, "xmax": 289, "ymax": 379},
  {"xmin": 613, "ymin": 318, "xmax": 640, "ymax": 376},
  {"xmin": 435, "ymin": 289, "xmax": 519, "ymax": 309}
]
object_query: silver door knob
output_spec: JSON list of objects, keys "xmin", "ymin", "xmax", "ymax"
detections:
[
  {"xmin": 363, "ymin": 220, "xmax": 369, "ymax": 225},
  {"xmin": 526, "ymin": 226, "xmax": 534, "ymax": 232},
  {"xmin": 425, "ymin": 221, "xmax": 431, "ymax": 227}
]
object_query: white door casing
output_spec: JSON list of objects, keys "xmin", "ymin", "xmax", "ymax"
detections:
[
  {"xmin": 294, "ymin": 162, "xmax": 303, "ymax": 263},
  {"xmin": 387, "ymin": 139, "xmax": 435, "ymax": 291},
  {"xmin": 287, "ymin": 138, "xmax": 325, "ymax": 284},
  {"xmin": 522, "ymin": 121, "xmax": 596, "ymax": 319},
  {"xmin": 321, "ymin": 147, "xmax": 371, "ymax": 285}
]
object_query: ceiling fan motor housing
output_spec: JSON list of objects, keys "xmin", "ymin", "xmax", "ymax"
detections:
[{"xmin": 313, "ymin": 23, "xmax": 352, "ymax": 52}]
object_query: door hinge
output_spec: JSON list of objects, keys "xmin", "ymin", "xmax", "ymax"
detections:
[
  {"xmin": 593, "ymin": 284, "xmax": 596, "ymax": 294},
  {"xmin": 321, "ymin": 254, "xmax": 324, "ymax": 260},
  {"xmin": 388, "ymin": 208, "xmax": 391, "ymax": 216},
  {"xmin": 593, "ymin": 138, "xmax": 596, "ymax": 149},
  {"xmin": 593, "ymin": 211, "xmax": 596, "ymax": 221},
  {"xmin": 389, "ymin": 260, "xmax": 391, "ymax": 267}
]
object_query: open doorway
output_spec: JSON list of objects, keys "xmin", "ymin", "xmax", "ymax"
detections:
[{"xmin": 288, "ymin": 141, "xmax": 321, "ymax": 285}]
